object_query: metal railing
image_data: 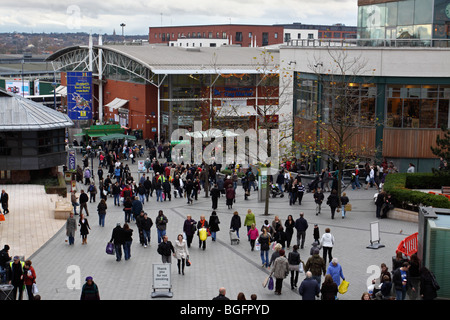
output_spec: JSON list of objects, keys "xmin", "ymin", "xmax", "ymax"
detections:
[{"xmin": 287, "ymin": 38, "xmax": 450, "ymax": 48}]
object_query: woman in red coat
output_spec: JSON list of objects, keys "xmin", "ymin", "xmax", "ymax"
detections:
[
  {"xmin": 225, "ymin": 185, "xmax": 235, "ymax": 209},
  {"xmin": 23, "ymin": 260, "xmax": 37, "ymax": 300}
]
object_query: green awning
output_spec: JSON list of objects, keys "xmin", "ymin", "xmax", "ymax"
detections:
[
  {"xmin": 88, "ymin": 133, "xmax": 107, "ymax": 138},
  {"xmin": 99, "ymin": 133, "xmax": 136, "ymax": 141},
  {"xmin": 73, "ymin": 133, "xmax": 86, "ymax": 137}
]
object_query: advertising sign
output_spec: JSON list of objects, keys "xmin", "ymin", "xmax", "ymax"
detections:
[
  {"xmin": 67, "ymin": 71, "xmax": 93, "ymax": 120},
  {"xmin": 67, "ymin": 149, "xmax": 76, "ymax": 171},
  {"xmin": 5, "ymin": 80, "xmax": 30, "ymax": 96}
]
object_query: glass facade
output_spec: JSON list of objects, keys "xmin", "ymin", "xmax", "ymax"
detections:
[
  {"xmin": 295, "ymin": 76, "xmax": 377, "ymax": 126},
  {"xmin": 0, "ymin": 129, "xmax": 66, "ymax": 157},
  {"xmin": 159, "ymin": 73, "xmax": 278, "ymax": 140},
  {"xmin": 294, "ymin": 73, "xmax": 450, "ymax": 129},
  {"xmin": 386, "ymin": 84, "xmax": 450, "ymax": 128},
  {"xmin": 357, "ymin": 0, "xmax": 450, "ymax": 46}
]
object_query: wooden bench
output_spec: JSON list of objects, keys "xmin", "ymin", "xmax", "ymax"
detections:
[
  {"xmin": 442, "ymin": 186, "xmax": 450, "ymax": 195},
  {"xmin": 54, "ymin": 200, "xmax": 73, "ymax": 220}
]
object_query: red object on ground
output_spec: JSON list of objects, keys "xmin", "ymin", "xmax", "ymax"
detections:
[{"xmin": 396, "ymin": 232, "xmax": 418, "ymax": 257}]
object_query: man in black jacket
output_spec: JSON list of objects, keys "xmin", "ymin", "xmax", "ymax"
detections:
[
  {"xmin": 313, "ymin": 188, "xmax": 325, "ymax": 215},
  {"xmin": 79, "ymin": 190, "xmax": 89, "ymax": 216},
  {"xmin": 0, "ymin": 244, "xmax": 11, "ymax": 284},
  {"xmin": 392, "ymin": 261, "xmax": 415, "ymax": 300},
  {"xmin": 1, "ymin": 189, "xmax": 9, "ymax": 214},
  {"xmin": 294, "ymin": 212, "xmax": 308, "ymax": 249},
  {"xmin": 157, "ymin": 235, "xmax": 174, "ymax": 263},
  {"xmin": 110, "ymin": 223, "xmax": 125, "ymax": 261},
  {"xmin": 8, "ymin": 256, "xmax": 24, "ymax": 300}
]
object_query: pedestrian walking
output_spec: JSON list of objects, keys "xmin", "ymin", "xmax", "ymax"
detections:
[
  {"xmin": 320, "ymin": 274, "xmax": 339, "ymax": 300},
  {"xmin": 140, "ymin": 213, "xmax": 153, "ymax": 248},
  {"xmin": 0, "ymin": 245, "xmax": 11, "ymax": 284},
  {"xmin": 340, "ymin": 192, "xmax": 349, "ymax": 219},
  {"xmin": 288, "ymin": 245, "xmax": 301, "ymax": 290},
  {"xmin": 284, "ymin": 215, "xmax": 295, "ymax": 249},
  {"xmin": 299, "ymin": 271, "xmax": 320, "ymax": 300},
  {"xmin": 183, "ymin": 215, "xmax": 197, "ymax": 248},
  {"xmin": 247, "ymin": 223, "xmax": 259, "ymax": 251},
  {"xmin": 230, "ymin": 211, "xmax": 241, "ymax": 239},
  {"xmin": 131, "ymin": 196, "xmax": 143, "ymax": 222},
  {"xmin": 110, "ymin": 223, "xmax": 125, "ymax": 261},
  {"xmin": 210, "ymin": 184, "xmax": 220, "ymax": 210},
  {"xmin": 420, "ymin": 267, "xmax": 439, "ymax": 300},
  {"xmin": 79, "ymin": 190, "xmax": 89, "ymax": 216},
  {"xmin": 174, "ymin": 234, "xmax": 189, "ymax": 275},
  {"xmin": 0, "ymin": 189, "xmax": 9, "ymax": 214},
  {"xmin": 208, "ymin": 211, "xmax": 220, "ymax": 242},
  {"xmin": 197, "ymin": 215, "xmax": 209, "ymax": 250},
  {"xmin": 79, "ymin": 213, "xmax": 91, "ymax": 245},
  {"xmin": 294, "ymin": 212, "xmax": 308, "ymax": 249},
  {"xmin": 392, "ymin": 261, "xmax": 415, "ymax": 300},
  {"xmin": 123, "ymin": 196, "xmax": 133, "ymax": 223},
  {"xmin": 80, "ymin": 276, "xmax": 100, "ymax": 300},
  {"xmin": 8, "ymin": 256, "xmax": 25, "ymax": 300},
  {"xmin": 326, "ymin": 190, "xmax": 339, "ymax": 219},
  {"xmin": 320, "ymin": 228, "xmax": 335, "ymax": 265},
  {"xmin": 88, "ymin": 182, "xmax": 97, "ymax": 203},
  {"xmin": 156, "ymin": 210, "xmax": 168, "ymax": 244},
  {"xmin": 258, "ymin": 227, "xmax": 271, "ymax": 268},
  {"xmin": 97, "ymin": 199, "xmax": 107, "ymax": 227},
  {"xmin": 23, "ymin": 260, "xmax": 36, "ymax": 300},
  {"xmin": 305, "ymin": 247, "xmax": 327, "ymax": 285},
  {"xmin": 66, "ymin": 212, "xmax": 77, "ymax": 245},
  {"xmin": 313, "ymin": 188, "xmax": 324, "ymax": 215},
  {"xmin": 122, "ymin": 223, "xmax": 133, "ymax": 260},
  {"xmin": 244, "ymin": 209, "xmax": 256, "ymax": 241},
  {"xmin": 326, "ymin": 258, "xmax": 345, "ymax": 287},
  {"xmin": 157, "ymin": 235, "xmax": 175, "ymax": 263},
  {"xmin": 71, "ymin": 191, "xmax": 79, "ymax": 215},
  {"xmin": 225, "ymin": 184, "xmax": 235, "ymax": 209},
  {"xmin": 271, "ymin": 249, "xmax": 289, "ymax": 295},
  {"xmin": 212, "ymin": 287, "xmax": 230, "ymax": 300}
]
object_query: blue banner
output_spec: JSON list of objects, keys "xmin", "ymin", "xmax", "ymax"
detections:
[
  {"xmin": 67, "ymin": 71, "xmax": 93, "ymax": 120},
  {"xmin": 68, "ymin": 149, "xmax": 76, "ymax": 171}
]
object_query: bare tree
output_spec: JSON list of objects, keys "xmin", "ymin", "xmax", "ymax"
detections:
[{"xmin": 296, "ymin": 48, "xmax": 380, "ymax": 202}]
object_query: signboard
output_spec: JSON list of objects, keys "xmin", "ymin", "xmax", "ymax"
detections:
[
  {"xmin": 67, "ymin": 149, "xmax": 76, "ymax": 171},
  {"xmin": 67, "ymin": 71, "xmax": 93, "ymax": 120},
  {"xmin": 151, "ymin": 264, "xmax": 173, "ymax": 298},
  {"xmin": 5, "ymin": 80, "xmax": 30, "ymax": 97},
  {"xmin": 137, "ymin": 160, "xmax": 145, "ymax": 173},
  {"xmin": 367, "ymin": 221, "xmax": 385, "ymax": 249}
]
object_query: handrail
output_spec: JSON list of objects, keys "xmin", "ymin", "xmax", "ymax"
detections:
[{"xmin": 286, "ymin": 38, "xmax": 450, "ymax": 48}]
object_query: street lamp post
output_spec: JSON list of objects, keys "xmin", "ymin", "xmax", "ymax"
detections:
[
  {"xmin": 52, "ymin": 72, "xmax": 57, "ymax": 110},
  {"xmin": 120, "ymin": 23, "xmax": 126, "ymax": 41}
]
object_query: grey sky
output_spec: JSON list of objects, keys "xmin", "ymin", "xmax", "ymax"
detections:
[{"xmin": 0, "ymin": 0, "xmax": 357, "ymax": 34}]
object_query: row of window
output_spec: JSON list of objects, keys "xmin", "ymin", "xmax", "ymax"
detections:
[
  {"xmin": 295, "ymin": 80, "xmax": 450, "ymax": 129},
  {"xmin": 154, "ymin": 31, "xmax": 279, "ymax": 42},
  {"xmin": 0, "ymin": 130, "xmax": 66, "ymax": 157}
]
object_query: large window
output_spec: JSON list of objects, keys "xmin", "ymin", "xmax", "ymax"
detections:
[
  {"xmin": 0, "ymin": 129, "xmax": 65, "ymax": 157},
  {"xmin": 294, "ymin": 76, "xmax": 376, "ymax": 126},
  {"xmin": 358, "ymin": 0, "xmax": 435, "ymax": 45},
  {"xmin": 386, "ymin": 84, "xmax": 450, "ymax": 128}
]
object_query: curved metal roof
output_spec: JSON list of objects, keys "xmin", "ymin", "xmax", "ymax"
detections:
[
  {"xmin": 46, "ymin": 44, "xmax": 280, "ymax": 75},
  {"xmin": 0, "ymin": 88, "xmax": 74, "ymax": 131}
]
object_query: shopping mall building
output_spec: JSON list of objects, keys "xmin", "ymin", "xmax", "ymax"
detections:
[
  {"xmin": 280, "ymin": 0, "xmax": 450, "ymax": 172},
  {"xmin": 46, "ymin": 0, "xmax": 450, "ymax": 171},
  {"xmin": 47, "ymin": 42, "xmax": 285, "ymax": 145}
]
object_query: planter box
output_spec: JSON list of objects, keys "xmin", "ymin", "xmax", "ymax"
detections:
[{"xmin": 388, "ymin": 208, "xmax": 418, "ymax": 223}]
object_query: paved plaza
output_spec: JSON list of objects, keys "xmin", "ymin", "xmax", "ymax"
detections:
[{"xmin": 0, "ymin": 150, "xmax": 419, "ymax": 301}]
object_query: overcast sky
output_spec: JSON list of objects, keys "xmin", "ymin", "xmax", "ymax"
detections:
[{"xmin": 0, "ymin": 0, "xmax": 357, "ymax": 35}]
